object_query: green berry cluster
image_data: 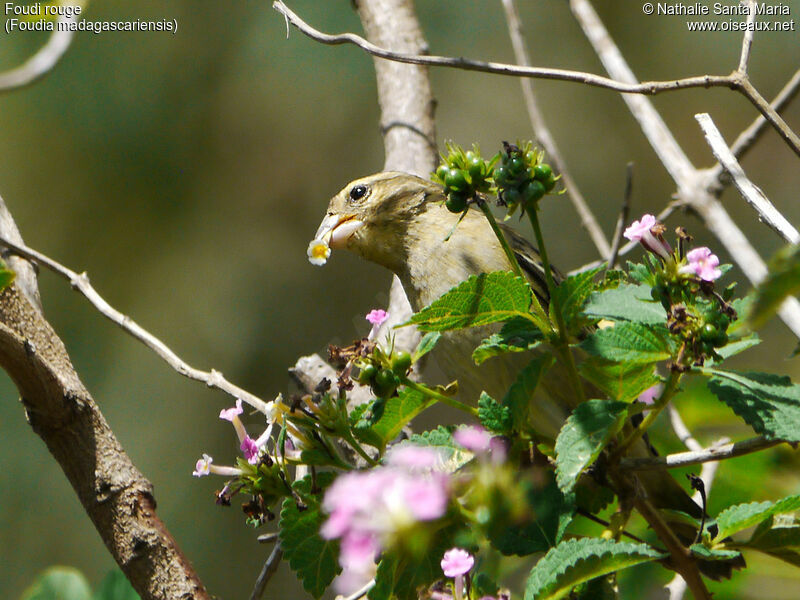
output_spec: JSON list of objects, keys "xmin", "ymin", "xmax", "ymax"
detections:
[
  {"xmin": 432, "ymin": 143, "xmax": 498, "ymax": 213},
  {"xmin": 493, "ymin": 142, "xmax": 556, "ymax": 214},
  {"xmin": 356, "ymin": 350, "xmax": 412, "ymax": 399}
]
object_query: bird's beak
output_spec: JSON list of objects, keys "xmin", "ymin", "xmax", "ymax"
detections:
[{"xmin": 314, "ymin": 213, "xmax": 364, "ymax": 249}]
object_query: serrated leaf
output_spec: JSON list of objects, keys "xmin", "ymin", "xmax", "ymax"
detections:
[
  {"xmin": 524, "ymin": 538, "xmax": 665, "ymax": 600},
  {"xmin": 93, "ymin": 570, "xmax": 139, "ymax": 600},
  {"xmin": 747, "ymin": 244, "xmax": 800, "ymax": 330},
  {"xmin": 489, "ymin": 472, "xmax": 575, "ymax": 556},
  {"xmin": 582, "ymin": 284, "xmax": 666, "ymax": 324},
  {"xmin": 21, "ymin": 567, "xmax": 92, "ymax": 600},
  {"xmin": 412, "ymin": 332, "xmax": 441, "ymax": 362},
  {"xmin": 555, "ymin": 400, "xmax": 628, "ymax": 492},
  {"xmin": 551, "ymin": 266, "xmax": 603, "ymax": 335},
  {"xmin": 706, "ymin": 370, "xmax": 800, "ymax": 441},
  {"xmin": 502, "ymin": 354, "xmax": 553, "ymax": 429},
  {"xmin": 472, "ymin": 317, "xmax": 543, "ymax": 365},
  {"xmin": 689, "ymin": 544, "xmax": 742, "ymax": 561},
  {"xmin": 407, "ymin": 271, "xmax": 536, "ymax": 331},
  {"xmin": 580, "ymin": 322, "xmax": 671, "ymax": 364},
  {"xmin": 578, "ymin": 359, "xmax": 660, "ymax": 402},
  {"xmin": 713, "ymin": 494, "xmax": 800, "ymax": 541},
  {"xmin": 742, "ymin": 516, "xmax": 800, "ymax": 567},
  {"xmin": 478, "ymin": 392, "xmax": 512, "ymax": 434},
  {"xmin": 279, "ymin": 472, "xmax": 340, "ymax": 598},
  {"xmin": 355, "ymin": 388, "xmax": 434, "ymax": 450}
]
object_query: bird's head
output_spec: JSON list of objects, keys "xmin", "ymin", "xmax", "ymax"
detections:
[{"xmin": 310, "ymin": 172, "xmax": 443, "ymax": 273}]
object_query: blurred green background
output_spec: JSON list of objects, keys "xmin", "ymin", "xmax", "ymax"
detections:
[{"xmin": 1, "ymin": 1, "xmax": 799, "ymax": 598}]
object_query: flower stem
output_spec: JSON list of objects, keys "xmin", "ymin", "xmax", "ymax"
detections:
[
  {"xmin": 476, "ymin": 199, "xmax": 548, "ymax": 323},
  {"xmin": 526, "ymin": 207, "xmax": 585, "ymax": 403},
  {"xmin": 402, "ymin": 378, "xmax": 479, "ymax": 417}
]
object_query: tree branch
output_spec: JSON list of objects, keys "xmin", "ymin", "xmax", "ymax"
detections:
[
  {"xmin": 0, "ymin": 11, "xmax": 79, "ymax": 92},
  {"xmin": 619, "ymin": 436, "xmax": 785, "ymax": 471},
  {"xmin": 0, "ymin": 197, "xmax": 208, "ymax": 600},
  {"xmin": 0, "ymin": 234, "xmax": 275, "ymax": 415}
]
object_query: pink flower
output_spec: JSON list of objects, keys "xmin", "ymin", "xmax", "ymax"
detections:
[
  {"xmin": 193, "ymin": 454, "xmax": 213, "ymax": 477},
  {"xmin": 637, "ymin": 384, "xmax": 662, "ymax": 406},
  {"xmin": 441, "ymin": 548, "xmax": 474, "ymax": 577},
  {"xmin": 623, "ymin": 214, "xmax": 672, "ymax": 260},
  {"xmin": 240, "ymin": 436, "xmax": 260, "ymax": 464},
  {"xmin": 219, "ymin": 399, "xmax": 244, "ymax": 422},
  {"xmin": 682, "ymin": 247, "xmax": 722, "ymax": 281},
  {"xmin": 387, "ymin": 445, "xmax": 442, "ymax": 470},
  {"xmin": 453, "ymin": 426, "xmax": 492, "ymax": 453},
  {"xmin": 365, "ymin": 309, "xmax": 389, "ymax": 326}
]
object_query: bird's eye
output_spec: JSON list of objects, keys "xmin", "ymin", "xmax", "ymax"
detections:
[{"xmin": 349, "ymin": 185, "xmax": 369, "ymax": 202}]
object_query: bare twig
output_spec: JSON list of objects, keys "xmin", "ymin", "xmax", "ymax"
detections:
[
  {"xmin": 249, "ymin": 542, "xmax": 283, "ymax": 600},
  {"xmin": 342, "ymin": 579, "xmax": 376, "ymax": 600},
  {"xmin": 619, "ymin": 435, "xmax": 785, "ymax": 471},
  {"xmin": 737, "ymin": 0, "xmax": 757, "ymax": 74},
  {"xmin": 607, "ymin": 162, "xmax": 633, "ymax": 270},
  {"xmin": 697, "ymin": 113, "xmax": 800, "ymax": 244},
  {"xmin": 499, "ymin": 0, "xmax": 610, "ymax": 257},
  {"xmin": 0, "ymin": 11, "xmax": 79, "ymax": 92},
  {"xmin": 0, "ymin": 235, "xmax": 274, "ymax": 415},
  {"xmin": 724, "ymin": 69, "xmax": 800, "ymax": 164}
]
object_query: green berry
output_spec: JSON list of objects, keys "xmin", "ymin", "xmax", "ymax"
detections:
[
  {"xmin": 445, "ymin": 191, "xmax": 468, "ymax": 213},
  {"xmin": 371, "ymin": 368, "xmax": 398, "ymax": 398},
  {"xmin": 508, "ymin": 157, "xmax": 525, "ymax": 176},
  {"xmin": 465, "ymin": 150, "xmax": 477, "ymax": 163},
  {"xmin": 522, "ymin": 180, "xmax": 546, "ymax": 205},
  {"xmin": 391, "ymin": 351, "xmax": 412, "ymax": 376},
  {"xmin": 468, "ymin": 156, "xmax": 484, "ymax": 181},
  {"xmin": 543, "ymin": 173, "xmax": 557, "ymax": 192},
  {"xmin": 525, "ymin": 150, "xmax": 536, "ymax": 163},
  {"xmin": 700, "ymin": 323, "xmax": 719, "ymax": 342},
  {"xmin": 534, "ymin": 164, "xmax": 552, "ymax": 181},
  {"xmin": 504, "ymin": 188, "xmax": 522, "ymax": 206},
  {"xmin": 493, "ymin": 166, "xmax": 508, "ymax": 185},
  {"xmin": 357, "ymin": 364, "xmax": 377, "ymax": 384},
  {"xmin": 445, "ymin": 169, "xmax": 469, "ymax": 192},
  {"xmin": 435, "ymin": 164, "xmax": 449, "ymax": 181}
]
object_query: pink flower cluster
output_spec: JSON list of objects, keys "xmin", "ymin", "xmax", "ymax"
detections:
[
  {"xmin": 321, "ymin": 445, "xmax": 450, "ymax": 594},
  {"xmin": 680, "ymin": 247, "xmax": 722, "ymax": 282},
  {"xmin": 623, "ymin": 214, "xmax": 672, "ymax": 260}
]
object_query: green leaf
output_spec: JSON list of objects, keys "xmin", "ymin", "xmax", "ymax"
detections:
[
  {"xmin": 706, "ymin": 370, "xmax": 800, "ymax": 441},
  {"xmin": 478, "ymin": 392, "xmax": 512, "ymax": 434},
  {"xmin": 502, "ymin": 354, "xmax": 554, "ymax": 429},
  {"xmin": 578, "ymin": 359, "xmax": 660, "ymax": 402},
  {"xmin": 555, "ymin": 400, "xmax": 628, "ymax": 492},
  {"xmin": 747, "ymin": 244, "xmax": 800, "ymax": 330},
  {"xmin": 354, "ymin": 388, "xmax": 434, "ymax": 450},
  {"xmin": 580, "ymin": 322, "xmax": 671, "ymax": 364},
  {"xmin": 279, "ymin": 472, "xmax": 340, "ymax": 598},
  {"xmin": 412, "ymin": 332, "xmax": 441, "ymax": 362},
  {"xmin": 21, "ymin": 567, "xmax": 92, "ymax": 600},
  {"xmin": 713, "ymin": 494, "xmax": 800, "ymax": 542},
  {"xmin": 524, "ymin": 538, "xmax": 665, "ymax": 600},
  {"xmin": 689, "ymin": 544, "xmax": 742, "ymax": 561},
  {"xmin": 742, "ymin": 513, "xmax": 800, "ymax": 567},
  {"xmin": 407, "ymin": 271, "xmax": 535, "ymax": 332},
  {"xmin": 489, "ymin": 472, "xmax": 575, "ymax": 556},
  {"xmin": 472, "ymin": 317, "xmax": 543, "ymax": 365},
  {"xmin": 582, "ymin": 284, "xmax": 666, "ymax": 324},
  {"xmin": 551, "ymin": 266, "xmax": 603, "ymax": 334},
  {"xmin": 93, "ymin": 570, "xmax": 139, "ymax": 600}
]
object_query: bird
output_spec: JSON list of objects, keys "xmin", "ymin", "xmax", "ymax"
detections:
[{"xmin": 310, "ymin": 171, "xmax": 740, "ymax": 578}]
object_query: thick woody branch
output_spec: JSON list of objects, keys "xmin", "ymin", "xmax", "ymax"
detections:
[{"xmin": 0, "ymin": 197, "xmax": 208, "ymax": 600}]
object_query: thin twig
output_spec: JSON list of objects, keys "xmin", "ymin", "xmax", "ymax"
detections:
[
  {"xmin": 737, "ymin": 77, "xmax": 800, "ymax": 159},
  {"xmin": 0, "ymin": 235, "xmax": 274, "ymax": 415},
  {"xmin": 619, "ymin": 435, "xmax": 785, "ymax": 471},
  {"xmin": 607, "ymin": 162, "xmax": 633, "ymax": 271},
  {"xmin": 499, "ymin": 0, "xmax": 610, "ymax": 258},
  {"xmin": 0, "ymin": 11, "xmax": 79, "ymax": 92},
  {"xmin": 342, "ymin": 579, "xmax": 376, "ymax": 600},
  {"xmin": 737, "ymin": 0, "xmax": 757, "ymax": 74},
  {"xmin": 273, "ymin": 1, "xmax": 739, "ymax": 96},
  {"xmin": 249, "ymin": 542, "xmax": 283, "ymax": 600},
  {"xmin": 697, "ymin": 113, "xmax": 800, "ymax": 244},
  {"xmin": 724, "ymin": 69, "xmax": 800, "ymax": 164}
]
